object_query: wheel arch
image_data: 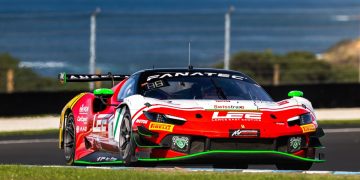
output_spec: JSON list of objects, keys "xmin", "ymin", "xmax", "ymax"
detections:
[
  {"xmin": 113, "ymin": 103, "xmax": 131, "ymax": 143},
  {"xmin": 58, "ymin": 93, "xmax": 86, "ymax": 149}
]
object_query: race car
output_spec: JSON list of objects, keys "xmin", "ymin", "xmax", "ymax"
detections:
[{"xmin": 58, "ymin": 68, "xmax": 325, "ymax": 170}]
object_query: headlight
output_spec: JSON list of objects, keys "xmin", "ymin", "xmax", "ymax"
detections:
[
  {"xmin": 287, "ymin": 113, "xmax": 313, "ymax": 126},
  {"xmin": 299, "ymin": 113, "xmax": 313, "ymax": 125},
  {"xmin": 143, "ymin": 111, "xmax": 186, "ymax": 125}
]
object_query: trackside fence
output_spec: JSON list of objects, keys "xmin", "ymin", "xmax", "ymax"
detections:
[{"xmin": 0, "ymin": 83, "xmax": 359, "ymax": 116}]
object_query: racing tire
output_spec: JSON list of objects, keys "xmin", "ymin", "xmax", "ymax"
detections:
[
  {"xmin": 276, "ymin": 162, "xmax": 313, "ymax": 170},
  {"xmin": 119, "ymin": 106, "xmax": 137, "ymax": 166},
  {"xmin": 64, "ymin": 112, "xmax": 76, "ymax": 165}
]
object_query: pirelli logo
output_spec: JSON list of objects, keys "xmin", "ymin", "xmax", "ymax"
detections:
[
  {"xmin": 300, "ymin": 124, "xmax": 316, "ymax": 133},
  {"xmin": 149, "ymin": 122, "xmax": 174, "ymax": 132}
]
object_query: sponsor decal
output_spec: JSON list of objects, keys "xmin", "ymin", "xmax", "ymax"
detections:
[
  {"xmin": 171, "ymin": 136, "xmax": 190, "ymax": 152},
  {"xmin": 79, "ymin": 104, "xmax": 89, "ymax": 115},
  {"xmin": 76, "ymin": 126, "xmax": 87, "ymax": 133},
  {"xmin": 215, "ymin": 100, "xmax": 230, "ymax": 102},
  {"xmin": 229, "ymin": 129, "xmax": 259, "ymax": 137},
  {"xmin": 77, "ymin": 116, "xmax": 87, "ymax": 123},
  {"xmin": 146, "ymin": 72, "xmax": 247, "ymax": 82},
  {"xmin": 211, "ymin": 105, "xmax": 244, "ymax": 110},
  {"xmin": 300, "ymin": 124, "xmax": 316, "ymax": 133},
  {"xmin": 96, "ymin": 157, "xmax": 118, "ymax": 162},
  {"xmin": 288, "ymin": 136, "xmax": 302, "ymax": 152},
  {"xmin": 145, "ymin": 80, "xmax": 169, "ymax": 90},
  {"xmin": 92, "ymin": 114, "xmax": 113, "ymax": 133},
  {"xmin": 212, "ymin": 112, "xmax": 262, "ymax": 121},
  {"xmin": 69, "ymin": 74, "xmax": 128, "ymax": 80},
  {"xmin": 289, "ymin": 137, "xmax": 301, "ymax": 149},
  {"xmin": 149, "ymin": 122, "xmax": 174, "ymax": 132},
  {"xmin": 135, "ymin": 119, "xmax": 148, "ymax": 124},
  {"xmin": 277, "ymin": 100, "xmax": 289, "ymax": 106}
]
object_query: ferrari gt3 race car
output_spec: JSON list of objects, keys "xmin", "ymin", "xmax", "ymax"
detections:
[{"xmin": 58, "ymin": 68, "xmax": 325, "ymax": 170}]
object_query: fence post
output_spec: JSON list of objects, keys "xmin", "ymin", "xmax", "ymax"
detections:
[
  {"xmin": 6, "ymin": 69, "xmax": 14, "ymax": 93},
  {"xmin": 95, "ymin": 68, "xmax": 101, "ymax": 89},
  {"xmin": 273, "ymin": 64, "xmax": 280, "ymax": 86}
]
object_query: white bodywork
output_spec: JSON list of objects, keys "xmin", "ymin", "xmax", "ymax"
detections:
[{"xmin": 111, "ymin": 94, "xmax": 315, "ymax": 142}]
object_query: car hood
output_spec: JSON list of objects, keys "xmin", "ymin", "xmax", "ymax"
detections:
[
  {"xmin": 125, "ymin": 95, "xmax": 313, "ymax": 120},
  {"xmin": 137, "ymin": 96, "xmax": 301, "ymax": 111}
]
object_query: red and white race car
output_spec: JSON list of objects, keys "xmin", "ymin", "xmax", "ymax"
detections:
[{"xmin": 58, "ymin": 68, "xmax": 325, "ymax": 169}]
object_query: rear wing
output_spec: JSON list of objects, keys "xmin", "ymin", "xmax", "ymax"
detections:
[{"xmin": 58, "ymin": 72, "xmax": 129, "ymax": 84}]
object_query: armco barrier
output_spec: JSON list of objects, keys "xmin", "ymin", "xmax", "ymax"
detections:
[
  {"xmin": 0, "ymin": 83, "xmax": 359, "ymax": 116},
  {"xmin": 263, "ymin": 83, "xmax": 360, "ymax": 108},
  {"xmin": 0, "ymin": 91, "xmax": 82, "ymax": 116}
]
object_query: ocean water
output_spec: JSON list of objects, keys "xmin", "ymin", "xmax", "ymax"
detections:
[{"xmin": 0, "ymin": 0, "xmax": 360, "ymax": 76}]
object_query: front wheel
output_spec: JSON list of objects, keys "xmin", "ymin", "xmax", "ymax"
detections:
[
  {"xmin": 64, "ymin": 113, "xmax": 75, "ymax": 165},
  {"xmin": 119, "ymin": 107, "xmax": 136, "ymax": 165}
]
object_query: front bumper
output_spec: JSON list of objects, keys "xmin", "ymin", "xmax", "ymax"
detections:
[{"xmin": 133, "ymin": 127, "xmax": 325, "ymax": 163}]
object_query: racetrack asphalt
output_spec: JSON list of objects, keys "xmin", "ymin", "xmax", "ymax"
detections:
[{"xmin": 0, "ymin": 129, "xmax": 359, "ymax": 171}]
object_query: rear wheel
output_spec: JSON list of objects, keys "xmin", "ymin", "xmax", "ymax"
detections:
[
  {"xmin": 276, "ymin": 162, "xmax": 313, "ymax": 170},
  {"xmin": 64, "ymin": 113, "xmax": 75, "ymax": 165},
  {"xmin": 119, "ymin": 107, "xmax": 136, "ymax": 166}
]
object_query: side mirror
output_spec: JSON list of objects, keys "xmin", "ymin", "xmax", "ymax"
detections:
[
  {"xmin": 93, "ymin": 88, "xmax": 114, "ymax": 98},
  {"xmin": 288, "ymin": 90, "xmax": 303, "ymax": 97}
]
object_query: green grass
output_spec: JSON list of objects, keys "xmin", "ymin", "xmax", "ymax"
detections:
[
  {"xmin": 0, "ymin": 129, "xmax": 57, "ymax": 137},
  {"xmin": 317, "ymin": 120, "xmax": 360, "ymax": 125},
  {"xmin": 0, "ymin": 165, "xmax": 358, "ymax": 180}
]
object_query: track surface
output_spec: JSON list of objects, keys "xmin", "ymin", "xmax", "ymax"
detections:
[{"xmin": 0, "ymin": 130, "xmax": 359, "ymax": 171}]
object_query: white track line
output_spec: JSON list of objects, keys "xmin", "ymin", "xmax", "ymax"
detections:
[
  {"xmin": 324, "ymin": 128, "xmax": 360, "ymax": 133},
  {"xmin": 33, "ymin": 165, "xmax": 360, "ymax": 175},
  {"xmin": 0, "ymin": 138, "xmax": 57, "ymax": 144}
]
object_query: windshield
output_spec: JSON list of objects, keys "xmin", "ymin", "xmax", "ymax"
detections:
[{"xmin": 139, "ymin": 76, "xmax": 273, "ymax": 101}]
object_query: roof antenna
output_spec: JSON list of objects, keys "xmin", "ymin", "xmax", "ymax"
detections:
[{"xmin": 188, "ymin": 41, "xmax": 193, "ymax": 70}]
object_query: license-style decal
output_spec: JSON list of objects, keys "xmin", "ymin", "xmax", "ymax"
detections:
[{"xmin": 229, "ymin": 129, "xmax": 259, "ymax": 137}]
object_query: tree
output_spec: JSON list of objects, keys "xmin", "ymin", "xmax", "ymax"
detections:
[
  {"xmin": 0, "ymin": 53, "xmax": 87, "ymax": 92},
  {"xmin": 214, "ymin": 51, "xmax": 339, "ymax": 85}
]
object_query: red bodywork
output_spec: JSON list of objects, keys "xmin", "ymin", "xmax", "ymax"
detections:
[
  {"xmin": 62, "ymin": 78, "xmax": 318, "ymax": 162},
  {"xmin": 58, "ymin": 67, "xmax": 324, "ymax": 167}
]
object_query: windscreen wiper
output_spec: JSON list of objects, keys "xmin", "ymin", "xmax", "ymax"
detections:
[{"xmin": 210, "ymin": 78, "xmax": 227, "ymax": 99}]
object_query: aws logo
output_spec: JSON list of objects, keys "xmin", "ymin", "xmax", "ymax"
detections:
[{"xmin": 212, "ymin": 112, "xmax": 262, "ymax": 121}]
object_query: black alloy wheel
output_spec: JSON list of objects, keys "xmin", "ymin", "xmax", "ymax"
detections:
[
  {"xmin": 119, "ymin": 107, "xmax": 136, "ymax": 165},
  {"xmin": 64, "ymin": 113, "xmax": 75, "ymax": 165}
]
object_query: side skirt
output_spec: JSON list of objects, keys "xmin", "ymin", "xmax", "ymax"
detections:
[{"xmin": 74, "ymin": 150, "xmax": 325, "ymax": 165}]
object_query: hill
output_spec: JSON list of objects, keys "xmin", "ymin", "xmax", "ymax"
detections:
[{"xmin": 322, "ymin": 38, "xmax": 360, "ymax": 65}]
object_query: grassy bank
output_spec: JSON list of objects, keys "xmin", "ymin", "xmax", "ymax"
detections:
[
  {"xmin": 0, "ymin": 165, "xmax": 358, "ymax": 180},
  {"xmin": 0, "ymin": 129, "xmax": 57, "ymax": 137},
  {"xmin": 317, "ymin": 120, "xmax": 360, "ymax": 125}
]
